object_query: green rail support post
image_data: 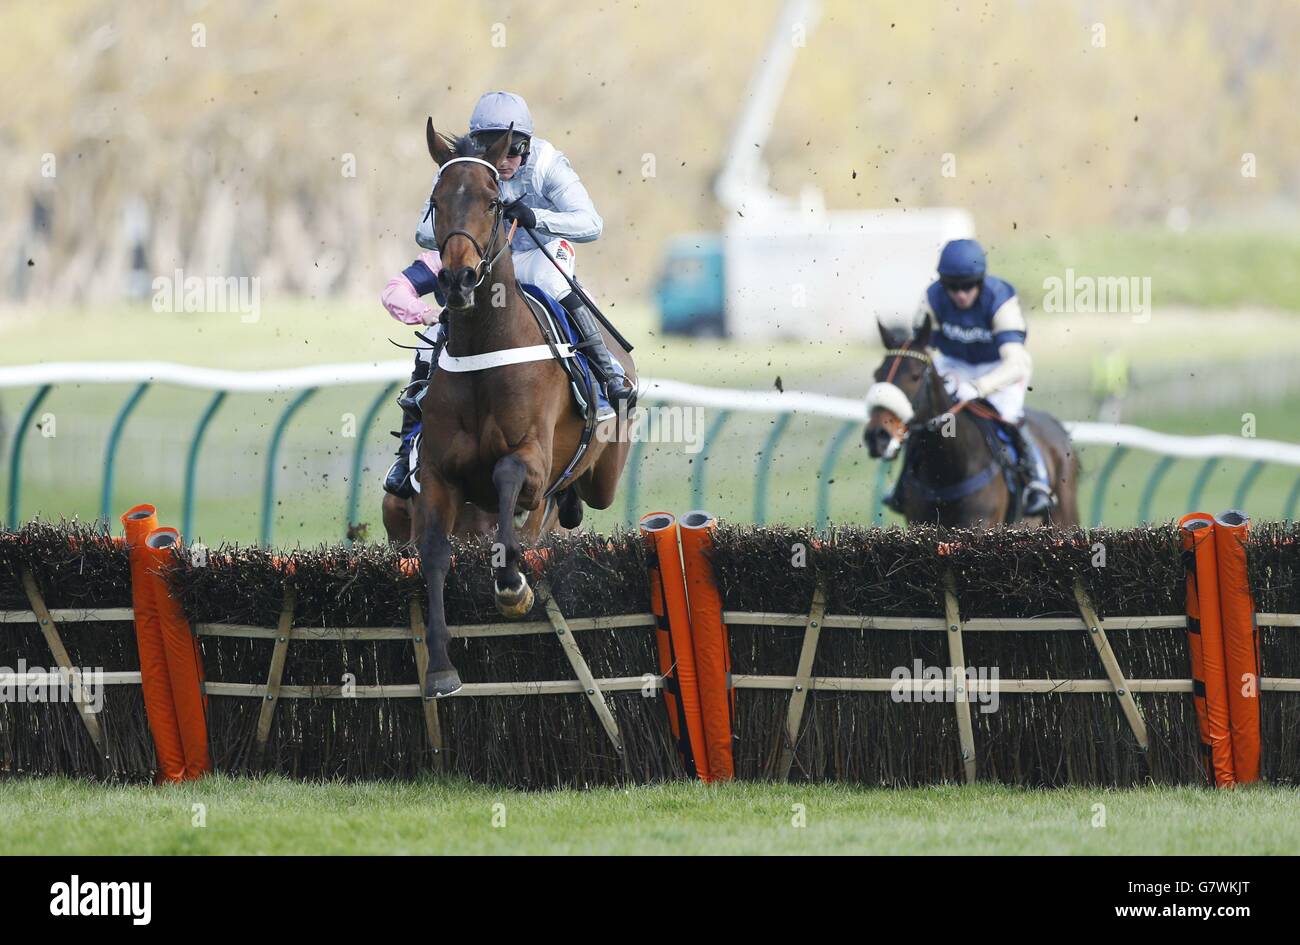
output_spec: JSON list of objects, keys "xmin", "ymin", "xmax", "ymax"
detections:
[
  {"xmin": 1231, "ymin": 460, "xmax": 1266, "ymax": 512},
  {"xmin": 345, "ymin": 381, "xmax": 400, "ymax": 541},
  {"xmin": 690, "ymin": 410, "xmax": 732, "ymax": 509},
  {"xmin": 815, "ymin": 421, "xmax": 858, "ymax": 530},
  {"xmin": 1187, "ymin": 456, "xmax": 1219, "ymax": 513},
  {"xmin": 623, "ymin": 405, "xmax": 650, "ymax": 524},
  {"xmin": 182, "ymin": 390, "xmax": 228, "ymax": 539},
  {"xmin": 1286, "ymin": 475, "xmax": 1300, "ymax": 522},
  {"xmin": 1090, "ymin": 446, "xmax": 1129, "ymax": 527},
  {"xmin": 99, "ymin": 382, "xmax": 151, "ymax": 524},
  {"xmin": 1136, "ymin": 454, "xmax": 1176, "ymax": 523},
  {"xmin": 872, "ymin": 460, "xmax": 891, "ymax": 525},
  {"xmin": 5, "ymin": 384, "xmax": 52, "ymax": 528},
  {"xmin": 753, "ymin": 413, "xmax": 791, "ymax": 525},
  {"xmin": 261, "ymin": 387, "xmax": 318, "ymax": 547}
]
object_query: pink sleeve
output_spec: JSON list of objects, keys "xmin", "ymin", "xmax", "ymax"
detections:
[
  {"xmin": 381, "ymin": 274, "xmax": 432, "ymax": 325},
  {"xmin": 380, "ymin": 250, "xmax": 443, "ymax": 325}
]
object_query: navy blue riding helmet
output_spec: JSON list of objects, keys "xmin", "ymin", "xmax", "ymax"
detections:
[{"xmin": 937, "ymin": 239, "xmax": 986, "ymax": 287}]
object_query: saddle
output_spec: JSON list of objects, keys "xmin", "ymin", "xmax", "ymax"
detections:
[
  {"xmin": 895, "ymin": 402, "xmax": 1030, "ymax": 523},
  {"xmin": 518, "ymin": 283, "xmax": 616, "ymax": 422}
]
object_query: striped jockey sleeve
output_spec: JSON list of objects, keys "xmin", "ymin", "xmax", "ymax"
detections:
[
  {"xmin": 401, "ymin": 251, "xmax": 446, "ymax": 306},
  {"xmin": 402, "ymin": 258, "xmax": 439, "ymax": 297},
  {"xmin": 991, "ymin": 296, "xmax": 1027, "ymax": 346}
]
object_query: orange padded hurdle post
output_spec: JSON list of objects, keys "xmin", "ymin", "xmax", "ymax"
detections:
[
  {"xmin": 1179, "ymin": 513, "xmax": 1235, "ymax": 787},
  {"xmin": 1214, "ymin": 510, "xmax": 1262, "ymax": 784},
  {"xmin": 142, "ymin": 527, "xmax": 211, "ymax": 780},
  {"xmin": 122, "ymin": 504, "xmax": 187, "ymax": 783},
  {"xmin": 678, "ymin": 510, "xmax": 735, "ymax": 782},
  {"xmin": 640, "ymin": 512, "xmax": 708, "ymax": 780}
]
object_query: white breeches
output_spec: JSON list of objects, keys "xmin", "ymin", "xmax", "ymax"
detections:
[{"xmin": 933, "ymin": 351, "xmax": 1028, "ymax": 423}]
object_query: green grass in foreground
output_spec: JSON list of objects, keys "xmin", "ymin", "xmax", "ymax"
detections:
[{"xmin": 1, "ymin": 775, "xmax": 1297, "ymax": 855}]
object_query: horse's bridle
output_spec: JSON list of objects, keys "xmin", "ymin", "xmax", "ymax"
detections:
[
  {"xmin": 429, "ymin": 156, "xmax": 516, "ymax": 290},
  {"xmin": 880, "ymin": 345, "xmax": 938, "ymax": 432},
  {"xmin": 877, "ymin": 344, "xmax": 999, "ymax": 434}
]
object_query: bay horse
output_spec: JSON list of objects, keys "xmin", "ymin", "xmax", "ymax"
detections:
[
  {"xmin": 413, "ymin": 119, "xmax": 636, "ymax": 697},
  {"xmin": 863, "ymin": 319, "xmax": 1079, "ymax": 528}
]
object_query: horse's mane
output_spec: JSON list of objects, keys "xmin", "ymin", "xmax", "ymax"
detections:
[{"xmin": 444, "ymin": 132, "xmax": 484, "ymax": 158}]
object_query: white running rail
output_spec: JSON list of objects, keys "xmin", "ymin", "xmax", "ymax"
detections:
[{"xmin": 2, "ymin": 361, "xmax": 1299, "ymax": 466}]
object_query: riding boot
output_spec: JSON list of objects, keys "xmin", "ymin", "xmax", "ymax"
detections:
[
  {"xmin": 396, "ymin": 325, "xmax": 442, "ymax": 423},
  {"xmin": 1011, "ymin": 423, "xmax": 1054, "ymax": 517},
  {"xmin": 385, "ymin": 351, "xmax": 433, "ymax": 498},
  {"xmin": 559, "ymin": 291, "xmax": 634, "ymax": 410},
  {"xmin": 383, "ymin": 410, "xmax": 419, "ymax": 498}
]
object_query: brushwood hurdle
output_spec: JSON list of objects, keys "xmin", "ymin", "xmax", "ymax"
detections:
[{"xmin": 2, "ymin": 514, "xmax": 1299, "ymax": 788}]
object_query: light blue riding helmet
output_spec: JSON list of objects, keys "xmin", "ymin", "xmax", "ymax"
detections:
[{"xmin": 469, "ymin": 91, "xmax": 535, "ymax": 137}]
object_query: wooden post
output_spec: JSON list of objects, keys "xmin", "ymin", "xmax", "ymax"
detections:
[
  {"xmin": 1073, "ymin": 578, "xmax": 1149, "ymax": 750},
  {"xmin": 775, "ymin": 582, "xmax": 826, "ymax": 780},
  {"xmin": 943, "ymin": 571, "xmax": 977, "ymax": 785},
  {"xmin": 254, "ymin": 585, "xmax": 296, "ymax": 761},
  {"xmin": 537, "ymin": 581, "xmax": 628, "ymax": 771},
  {"xmin": 409, "ymin": 598, "xmax": 444, "ymax": 770},
  {"xmin": 20, "ymin": 569, "xmax": 110, "ymax": 762}
]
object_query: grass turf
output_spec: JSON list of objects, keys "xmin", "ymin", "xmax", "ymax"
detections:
[{"xmin": 0, "ymin": 775, "xmax": 1297, "ymax": 855}]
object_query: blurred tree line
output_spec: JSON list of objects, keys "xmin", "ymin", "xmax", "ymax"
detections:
[{"xmin": 1, "ymin": 0, "xmax": 1295, "ymax": 309}]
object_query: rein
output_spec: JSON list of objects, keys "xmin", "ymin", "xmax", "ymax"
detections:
[{"xmin": 880, "ymin": 345, "xmax": 1001, "ymax": 430}]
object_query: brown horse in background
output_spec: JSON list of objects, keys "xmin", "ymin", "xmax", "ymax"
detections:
[
  {"xmin": 863, "ymin": 319, "xmax": 1079, "ymax": 528},
  {"xmin": 409, "ymin": 119, "xmax": 636, "ymax": 697}
]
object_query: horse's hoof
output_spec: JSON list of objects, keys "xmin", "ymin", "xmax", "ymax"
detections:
[
  {"xmin": 423, "ymin": 669, "xmax": 463, "ymax": 699},
  {"xmin": 495, "ymin": 576, "xmax": 534, "ymax": 619}
]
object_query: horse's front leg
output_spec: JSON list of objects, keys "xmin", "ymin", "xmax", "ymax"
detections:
[
  {"xmin": 491, "ymin": 450, "xmax": 544, "ymax": 618},
  {"xmin": 417, "ymin": 477, "xmax": 462, "ymax": 697}
]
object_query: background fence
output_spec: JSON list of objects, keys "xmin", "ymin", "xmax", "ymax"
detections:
[{"xmin": 2, "ymin": 363, "xmax": 1300, "ymax": 545}]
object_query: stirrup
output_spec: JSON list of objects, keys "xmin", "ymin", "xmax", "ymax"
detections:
[
  {"xmin": 397, "ymin": 379, "xmax": 428, "ymax": 422},
  {"xmin": 607, "ymin": 376, "xmax": 636, "ymax": 411}
]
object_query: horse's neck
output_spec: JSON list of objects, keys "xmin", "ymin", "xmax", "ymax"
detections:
[
  {"xmin": 911, "ymin": 376, "xmax": 990, "ymax": 483},
  {"xmin": 444, "ymin": 260, "xmax": 527, "ymax": 357}
]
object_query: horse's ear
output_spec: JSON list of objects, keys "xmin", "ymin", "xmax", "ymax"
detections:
[
  {"xmin": 482, "ymin": 122, "xmax": 514, "ymax": 167},
  {"xmin": 878, "ymin": 320, "xmax": 907, "ymax": 350},
  {"xmin": 426, "ymin": 118, "xmax": 453, "ymax": 165},
  {"xmin": 912, "ymin": 317, "xmax": 933, "ymax": 349}
]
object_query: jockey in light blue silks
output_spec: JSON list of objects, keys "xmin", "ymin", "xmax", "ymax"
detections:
[
  {"xmin": 380, "ymin": 91, "xmax": 630, "ymax": 498},
  {"xmin": 883, "ymin": 238, "xmax": 1054, "ymax": 517}
]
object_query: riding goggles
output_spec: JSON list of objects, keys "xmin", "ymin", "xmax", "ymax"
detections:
[{"xmin": 473, "ymin": 130, "xmax": 531, "ymax": 158}]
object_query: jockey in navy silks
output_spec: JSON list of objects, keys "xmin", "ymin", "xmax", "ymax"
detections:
[
  {"xmin": 883, "ymin": 238, "xmax": 1054, "ymax": 517},
  {"xmin": 380, "ymin": 91, "xmax": 630, "ymax": 498}
]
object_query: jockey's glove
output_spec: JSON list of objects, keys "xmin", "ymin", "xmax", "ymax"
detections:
[
  {"xmin": 503, "ymin": 198, "xmax": 536, "ymax": 230},
  {"xmin": 953, "ymin": 380, "xmax": 981, "ymax": 404}
]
